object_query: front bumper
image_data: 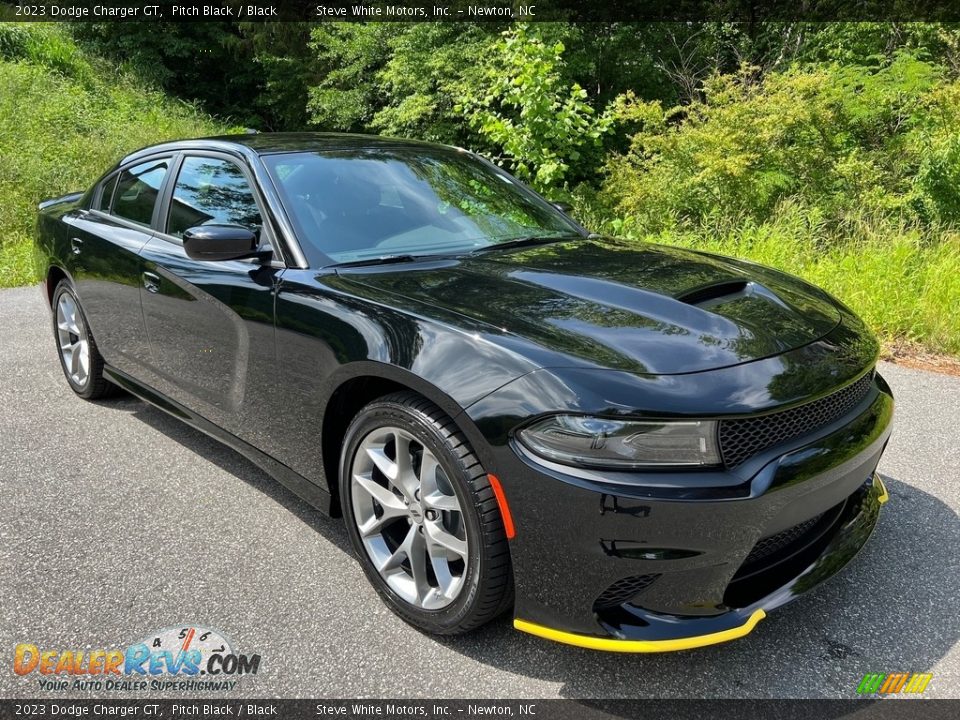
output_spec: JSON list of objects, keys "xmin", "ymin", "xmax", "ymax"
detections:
[{"xmin": 499, "ymin": 375, "xmax": 893, "ymax": 651}]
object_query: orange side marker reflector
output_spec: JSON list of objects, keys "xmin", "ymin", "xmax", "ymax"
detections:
[{"xmin": 487, "ymin": 474, "xmax": 515, "ymax": 539}]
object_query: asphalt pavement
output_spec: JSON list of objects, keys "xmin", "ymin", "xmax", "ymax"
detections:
[{"xmin": 1, "ymin": 285, "xmax": 958, "ymax": 700}]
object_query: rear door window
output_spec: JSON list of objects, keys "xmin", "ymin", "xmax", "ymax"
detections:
[
  {"xmin": 112, "ymin": 158, "xmax": 170, "ymax": 226},
  {"xmin": 95, "ymin": 175, "xmax": 117, "ymax": 212}
]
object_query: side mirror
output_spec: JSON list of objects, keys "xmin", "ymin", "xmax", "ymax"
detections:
[
  {"xmin": 182, "ymin": 225, "xmax": 267, "ymax": 262},
  {"xmin": 551, "ymin": 201, "xmax": 573, "ymax": 214}
]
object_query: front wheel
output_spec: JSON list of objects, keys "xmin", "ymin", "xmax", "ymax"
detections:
[{"xmin": 340, "ymin": 392, "xmax": 512, "ymax": 634}]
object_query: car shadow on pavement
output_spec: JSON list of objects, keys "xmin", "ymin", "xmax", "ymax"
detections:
[
  {"xmin": 113, "ymin": 395, "xmax": 353, "ymax": 556},
  {"xmin": 434, "ymin": 473, "xmax": 960, "ymax": 699}
]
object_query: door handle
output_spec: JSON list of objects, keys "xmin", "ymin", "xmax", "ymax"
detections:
[
  {"xmin": 70, "ymin": 237, "xmax": 83, "ymax": 255},
  {"xmin": 142, "ymin": 271, "xmax": 160, "ymax": 294}
]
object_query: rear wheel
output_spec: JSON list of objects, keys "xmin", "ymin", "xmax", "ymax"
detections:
[
  {"xmin": 52, "ymin": 280, "xmax": 117, "ymax": 400},
  {"xmin": 340, "ymin": 392, "xmax": 512, "ymax": 634}
]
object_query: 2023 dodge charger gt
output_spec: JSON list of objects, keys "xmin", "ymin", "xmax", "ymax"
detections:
[{"xmin": 35, "ymin": 134, "xmax": 893, "ymax": 651}]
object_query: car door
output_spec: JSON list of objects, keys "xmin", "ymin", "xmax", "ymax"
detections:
[
  {"xmin": 66, "ymin": 156, "xmax": 171, "ymax": 377},
  {"xmin": 137, "ymin": 151, "xmax": 284, "ymax": 441}
]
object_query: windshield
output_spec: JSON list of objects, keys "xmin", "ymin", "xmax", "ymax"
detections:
[{"xmin": 262, "ymin": 147, "xmax": 583, "ymax": 264}]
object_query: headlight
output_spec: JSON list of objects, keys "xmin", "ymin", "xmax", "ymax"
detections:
[{"xmin": 517, "ymin": 415, "xmax": 721, "ymax": 469}]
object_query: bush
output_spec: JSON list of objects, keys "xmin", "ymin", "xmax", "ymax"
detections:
[
  {"xmin": 592, "ymin": 52, "xmax": 960, "ymax": 356},
  {"xmin": 603, "ymin": 54, "xmax": 952, "ymax": 233}
]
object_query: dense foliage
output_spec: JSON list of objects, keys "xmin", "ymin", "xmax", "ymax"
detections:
[
  {"xmin": 0, "ymin": 23, "xmax": 231, "ymax": 286},
  {"xmin": 2, "ymin": 21, "xmax": 959, "ymax": 355},
  {"xmin": 602, "ymin": 54, "xmax": 960, "ymax": 231}
]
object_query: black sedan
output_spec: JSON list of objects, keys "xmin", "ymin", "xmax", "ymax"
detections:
[{"xmin": 34, "ymin": 133, "xmax": 893, "ymax": 651}]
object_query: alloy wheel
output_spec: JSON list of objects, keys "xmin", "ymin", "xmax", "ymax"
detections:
[
  {"xmin": 350, "ymin": 426, "xmax": 469, "ymax": 610},
  {"xmin": 56, "ymin": 291, "xmax": 90, "ymax": 387}
]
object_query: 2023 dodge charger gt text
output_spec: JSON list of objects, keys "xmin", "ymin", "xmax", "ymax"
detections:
[{"xmin": 34, "ymin": 134, "xmax": 893, "ymax": 652}]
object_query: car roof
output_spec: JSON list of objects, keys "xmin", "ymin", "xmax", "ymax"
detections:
[{"xmin": 119, "ymin": 132, "xmax": 456, "ymax": 166}]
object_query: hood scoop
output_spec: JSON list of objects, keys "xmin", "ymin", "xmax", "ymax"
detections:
[
  {"xmin": 676, "ymin": 280, "xmax": 749, "ymax": 307},
  {"xmin": 677, "ymin": 280, "xmax": 793, "ymax": 313}
]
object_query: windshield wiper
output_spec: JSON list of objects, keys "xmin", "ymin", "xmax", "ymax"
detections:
[
  {"xmin": 331, "ymin": 254, "xmax": 420, "ymax": 269},
  {"xmin": 332, "ymin": 234, "xmax": 585, "ymax": 267},
  {"xmin": 470, "ymin": 234, "xmax": 584, "ymax": 254}
]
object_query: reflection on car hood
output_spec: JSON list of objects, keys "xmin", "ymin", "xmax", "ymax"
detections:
[{"xmin": 336, "ymin": 237, "xmax": 843, "ymax": 375}]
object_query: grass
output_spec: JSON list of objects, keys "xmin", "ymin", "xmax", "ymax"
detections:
[{"xmin": 0, "ymin": 23, "xmax": 231, "ymax": 287}]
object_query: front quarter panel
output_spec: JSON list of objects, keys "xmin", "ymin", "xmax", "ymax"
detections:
[{"xmin": 269, "ymin": 269, "xmax": 540, "ymax": 485}]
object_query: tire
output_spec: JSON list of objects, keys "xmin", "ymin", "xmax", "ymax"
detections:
[
  {"xmin": 340, "ymin": 391, "xmax": 513, "ymax": 634},
  {"xmin": 51, "ymin": 280, "xmax": 118, "ymax": 400}
]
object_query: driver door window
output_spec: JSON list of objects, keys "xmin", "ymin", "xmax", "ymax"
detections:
[{"xmin": 167, "ymin": 156, "xmax": 263, "ymax": 238}]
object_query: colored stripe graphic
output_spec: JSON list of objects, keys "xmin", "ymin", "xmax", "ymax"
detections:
[
  {"xmin": 904, "ymin": 674, "xmax": 933, "ymax": 694},
  {"xmin": 857, "ymin": 674, "xmax": 885, "ymax": 694},
  {"xmin": 858, "ymin": 672, "xmax": 932, "ymax": 694}
]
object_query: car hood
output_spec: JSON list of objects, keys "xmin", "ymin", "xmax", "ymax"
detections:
[{"xmin": 335, "ymin": 238, "xmax": 843, "ymax": 375}]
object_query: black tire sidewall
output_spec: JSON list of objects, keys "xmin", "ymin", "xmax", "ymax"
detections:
[{"xmin": 339, "ymin": 400, "xmax": 487, "ymax": 634}]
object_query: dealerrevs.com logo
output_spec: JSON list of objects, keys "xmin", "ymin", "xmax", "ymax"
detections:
[{"xmin": 13, "ymin": 625, "xmax": 261, "ymax": 692}]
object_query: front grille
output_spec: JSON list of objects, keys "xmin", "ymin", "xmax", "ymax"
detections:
[
  {"xmin": 593, "ymin": 574, "xmax": 660, "ymax": 610},
  {"xmin": 742, "ymin": 512, "xmax": 826, "ymax": 567},
  {"xmin": 719, "ymin": 371, "xmax": 874, "ymax": 468}
]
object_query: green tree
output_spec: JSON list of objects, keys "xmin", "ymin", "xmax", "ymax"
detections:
[
  {"xmin": 305, "ymin": 23, "xmax": 499, "ymax": 143},
  {"xmin": 460, "ymin": 24, "xmax": 614, "ymax": 191},
  {"xmin": 369, "ymin": 23, "xmax": 498, "ymax": 144},
  {"xmin": 240, "ymin": 22, "xmax": 315, "ymax": 130},
  {"xmin": 306, "ymin": 23, "xmax": 404, "ymax": 132}
]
